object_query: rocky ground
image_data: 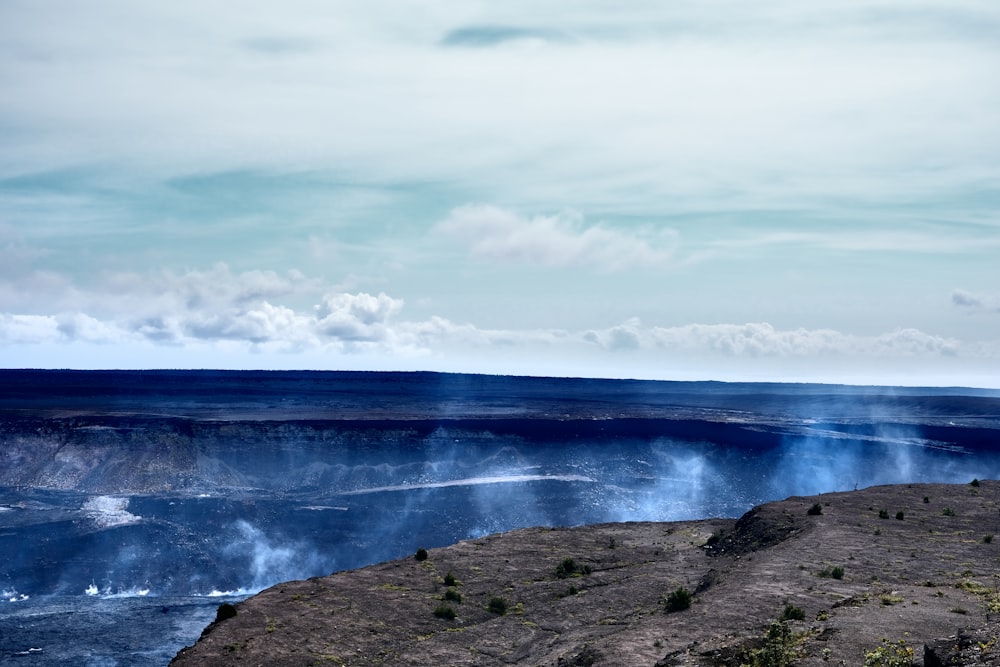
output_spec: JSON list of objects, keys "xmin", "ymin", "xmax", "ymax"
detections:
[{"xmin": 171, "ymin": 481, "xmax": 1000, "ymax": 666}]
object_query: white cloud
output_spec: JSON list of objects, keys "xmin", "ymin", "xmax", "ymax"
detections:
[
  {"xmin": 952, "ymin": 288, "xmax": 999, "ymax": 313},
  {"xmin": 2, "ymin": 286, "xmax": 996, "ymax": 385},
  {"xmin": 583, "ymin": 321, "xmax": 961, "ymax": 359},
  {"xmin": 0, "ymin": 266, "xmax": 987, "ymax": 372},
  {"xmin": 952, "ymin": 289, "xmax": 982, "ymax": 308},
  {"xmin": 184, "ymin": 302, "xmax": 314, "ymax": 346},
  {"xmin": 315, "ymin": 292, "xmax": 403, "ymax": 343},
  {"xmin": 0, "ymin": 314, "xmax": 62, "ymax": 345},
  {"xmin": 0, "ymin": 265, "xmax": 403, "ymax": 352},
  {"xmin": 435, "ymin": 205, "xmax": 675, "ymax": 270}
]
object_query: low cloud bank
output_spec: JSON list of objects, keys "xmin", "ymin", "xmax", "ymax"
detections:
[{"xmin": 0, "ymin": 264, "xmax": 996, "ymax": 384}]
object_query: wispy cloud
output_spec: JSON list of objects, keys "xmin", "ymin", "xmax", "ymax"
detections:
[
  {"xmin": 952, "ymin": 288, "xmax": 1000, "ymax": 313},
  {"xmin": 708, "ymin": 228, "xmax": 1000, "ymax": 254},
  {"xmin": 2, "ymin": 1, "xmax": 997, "ymax": 212},
  {"xmin": 435, "ymin": 205, "xmax": 676, "ymax": 271},
  {"xmin": 441, "ymin": 26, "xmax": 572, "ymax": 48}
]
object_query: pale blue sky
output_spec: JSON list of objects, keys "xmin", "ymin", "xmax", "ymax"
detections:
[{"xmin": 1, "ymin": 1, "xmax": 998, "ymax": 385}]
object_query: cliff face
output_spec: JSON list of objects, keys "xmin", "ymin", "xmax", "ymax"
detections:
[
  {"xmin": 171, "ymin": 482, "xmax": 1000, "ymax": 667},
  {"xmin": 0, "ymin": 414, "xmax": 448, "ymax": 494},
  {"xmin": 4, "ymin": 369, "xmax": 999, "ymax": 499}
]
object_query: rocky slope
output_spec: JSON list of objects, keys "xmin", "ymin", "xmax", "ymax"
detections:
[{"xmin": 170, "ymin": 481, "xmax": 1000, "ymax": 666}]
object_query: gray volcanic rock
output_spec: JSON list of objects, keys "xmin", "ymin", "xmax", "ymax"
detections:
[{"xmin": 171, "ymin": 481, "xmax": 1000, "ymax": 666}]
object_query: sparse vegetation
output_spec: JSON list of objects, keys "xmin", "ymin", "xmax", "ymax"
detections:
[
  {"xmin": 557, "ymin": 584, "xmax": 580, "ymax": 599},
  {"xmin": 779, "ymin": 603, "xmax": 805, "ymax": 621},
  {"xmin": 414, "ymin": 547, "xmax": 428, "ymax": 562},
  {"xmin": 664, "ymin": 587, "xmax": 692, "ymax": 613},
  {"xmin": 863, "ymin": 638, "xmax": 913, "ymax": 667},
  {"xmin": 818, "ymin": 565, "xmax": 844, "ymax": 579},
  {"xmin": 923, "ymin": 496, "xmax": 930, "ymax": 503},
  {"xmin": 737, "ymin": 620, "xmax": 801, "ymax": 667},
  {"xmin": 807, "ymin": 503, "xmax": 823, "ymax": 516},
  {"xmin": 971, "ymin": 478, "xmax": 981, "ymax": 487},
  {"xmin": 433, "ymin": 604, "xmax": 456, "ymax": 619},
  {"xmin": 895, "ymin": 511, "xmax": 905, "ymax": 520},
  {"xmin": 878, "ymin": 509, "xmax": 890, "ymax": 519},
  {"xmin": 555, "ymin": 557, "xmax": 591, "ymax": 579},
  {"xmin": 942, "ymin": 507, "xmax": 956, "ymax": 516},
  {"xmin": 487, "ymin": 596, "xmax": 509, "ymax": 615},
  {"xmin": 170, "ymin": 483, "xmax": 1000, "ymax": 666}
]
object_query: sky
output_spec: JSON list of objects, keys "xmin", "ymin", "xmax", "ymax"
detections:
[{"xmin": 1, "ymin": 1, "xmax": 998, "ymax": 386}]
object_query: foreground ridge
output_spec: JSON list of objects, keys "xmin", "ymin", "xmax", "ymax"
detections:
[{"xmin": 171, "ymin": 482, "xmax": 1000, "ymax": 666}]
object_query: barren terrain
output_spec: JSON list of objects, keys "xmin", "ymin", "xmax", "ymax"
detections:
[{"xmin": 171, "ymin": 481, "xmax": 1000, "ymax": 666}]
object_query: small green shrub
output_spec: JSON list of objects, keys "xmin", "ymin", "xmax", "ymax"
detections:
[
  {"xmin": 878, "ymin": 509, "xmax": 890, "ymax": 519},
  {"xmin": 555, "ymin": 557, "xmax": 577, "ymax": 578},
  {"xmin": 664, "ymin": 587, "xmax": 692, "ymax": 613},
  {"xmin": 555, "ymin": 557, "xmax": 590, "ymax": 579},
  {"xmin": 818, "ymin": 565, "xmax": 844, "ymax": 579},
  {"xmin": 739, "ymin": 621, "xmax": 799, "ymax": 667},
  {"xmin": 779, "ymin": 603, "xmax": 805, "ymax": 621},
  {"xmin": 443, "ymin": 588, "xmax": 462, "ymax": 603},
  {"xmin": 807, "ymin": 503, "xmax": 823, "ymax": 516},
  {"xmin": 414, "ymin": 547, "xmax": 428, "ymax": 561},
  {"xmin": 895, "ymin": 511, "xmax": 905, "ymax": 520},
  {"xmin": 433, "ymin": 604, "xmax": 456, "ymax": 619},
  {"xmin": 487, "ymin": 596, "xmax": 508, "ymax": 615},
  {"xmin": 942, "ymin": 507, "xmax": 956, "ymax": 516},
  {"xmin": 215, "ymin": 602, "xmax": 237, "ymax": 623},
  {"xmin": 863, "ymin": 638, "xmax": 913, "ymax": 667},
  {"xmin": 971, "ymin": 478, "xmax": 981, "ymax": 487},
  {"xmin": 923, "ymin": 496, "xmax": 930, "ymax": 503},
  {"xmin": 984, "ymin": 534, "xmax": 994, "ymax": 544},
  {"xmin": 443, "ymin": 572, "xmax": 458, "ymax": 587}
]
